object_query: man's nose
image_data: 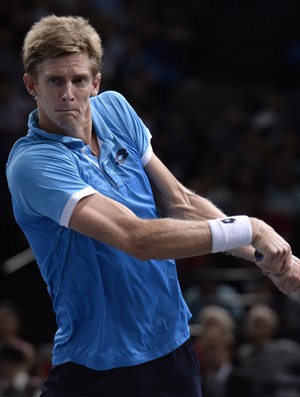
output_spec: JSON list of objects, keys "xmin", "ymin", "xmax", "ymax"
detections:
[{"xmin": 61, "ymin": 83, "xmax": 75, "ymax": 102}]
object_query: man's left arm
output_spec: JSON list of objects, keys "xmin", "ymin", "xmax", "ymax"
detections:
[
  {"xmin": 145, "ymin": 153, "xmax": 300, "ymax": 293},
  {"xmin": 144, "ymin": 153, "xmax": 255, "ymax": 261}
]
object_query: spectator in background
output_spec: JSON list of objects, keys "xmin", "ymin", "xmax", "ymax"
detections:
[
  {"xmin": 236, "ymin": 304, "xmax": 300, "ymax": 371},
  {"xmin": 197, "ymin": 304, "xmax": 235, "ymax": 332},
  {"xmin": 0, "ymin": 344, "xmax": 42, "ymax": 397},
  {"xmin": 228, "ymin": 304, "xmax": 300, "ymax": 397},
  {"xmin": 192, "ymin": 305, "xmax": 235, "ymax": 370},
  {"xmin": 200, "ymin": 325, "xmax": 235, "ymax": 397},
  {"xmin": 0, "ymin": 302, "xmax": 36, "ymax": 374}
]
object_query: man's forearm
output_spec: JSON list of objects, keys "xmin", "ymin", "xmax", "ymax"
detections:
[
  {"xmin": 163, "ymin": 189, "xmax": 226, "ymax": 221},
  {"xmin": 164, "ymin": 191, "xmax": 257, "ymax": 263}
]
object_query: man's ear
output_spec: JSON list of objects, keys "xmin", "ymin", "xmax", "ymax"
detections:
[
  {"xmin": 91, "ymin": 73, "xmax": 101, "ymax": 97},
  {"xmin": 23, "ymin": 73, "xmax": 38, "ymax": 97}
]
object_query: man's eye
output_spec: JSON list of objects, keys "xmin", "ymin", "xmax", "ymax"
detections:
[
  {"xmin": 49, "ymin": 78, "xmax": 60, "ymax": 85},
  {"xmin": 75, "ymin": 77, "xmax": 86, "ymax": 84}
]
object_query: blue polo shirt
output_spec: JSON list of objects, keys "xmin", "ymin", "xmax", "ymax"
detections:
[{"xmin": 6, "ymin": 90, "xmax": 191, "ymax": 370}]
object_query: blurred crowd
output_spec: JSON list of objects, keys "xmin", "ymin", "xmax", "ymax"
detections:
[
  {"xmin": 2, "ymin": 299, "xmax": 300, "ymax": 397},
  {"xmin": 192, "ymin": 303, "xmax": 300, "ymax": 397},
  {"xmin": 1, "ymin": 0, "xmax": 300, "ymax": 396},
  {"xmin": 0, "ymin": 300, "xmax": 51, "ymax": 396}
]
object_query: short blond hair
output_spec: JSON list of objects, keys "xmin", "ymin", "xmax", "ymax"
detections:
[{"xmin": 22, "ymin": 15, "xmax": 103, "ymax": 77}]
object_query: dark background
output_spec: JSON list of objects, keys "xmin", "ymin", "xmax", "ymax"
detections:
[{"xmin": 1, "ymin": 0, "xmax": 300, "ymax": 346}]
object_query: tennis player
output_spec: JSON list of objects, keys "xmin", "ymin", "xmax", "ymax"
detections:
[{"xmin": 6, "ymin": 15, "xmax": 300, "ymax": 397}]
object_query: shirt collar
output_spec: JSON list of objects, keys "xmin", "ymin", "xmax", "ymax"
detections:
[
  {"xmin": 27, "ymin": 109, "xmax": 85, "ymax": 149},
  {"xmin": 27, "ymin": 107, "xmax": 115, "ymax": 153}
]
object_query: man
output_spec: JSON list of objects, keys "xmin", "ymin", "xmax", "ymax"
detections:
[{"xmin": 5, "ymin": 15, "xmax": 300, "ymax": 397}]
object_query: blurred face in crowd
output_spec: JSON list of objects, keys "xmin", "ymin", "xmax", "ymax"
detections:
[
  {"xmin": 246, "ymin": 315, "xmax": 273, "ymax": 345},
  {"xmin": 245, "ymin": 306, "xmax": 278, "ymax": 347},
  {"xmin": 23, "ymin": 52, "xmax": 101, "ymax": 137}
]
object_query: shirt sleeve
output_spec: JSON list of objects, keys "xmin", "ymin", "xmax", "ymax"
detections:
[{"xmin": 7, "ymin": 142, "xmax": 97, "ymax": 227}]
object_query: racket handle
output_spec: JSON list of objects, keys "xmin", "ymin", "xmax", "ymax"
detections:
[{"xmin": 254, "ymin": 250, "xmax": 264, "ymax": 262}]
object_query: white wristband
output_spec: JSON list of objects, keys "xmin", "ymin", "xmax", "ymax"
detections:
[{"xmin": 208, "ymin": 216, "xmax": 252, "ymax": 253}]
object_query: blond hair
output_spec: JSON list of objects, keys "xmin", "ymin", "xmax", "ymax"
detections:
[
  {"xmin": 22, "ymin": 15, "xmax": 103, "ymax": 77},
  {"xmin": 198, "ymin": 305, "xmax": 235, "ymax": 332}
]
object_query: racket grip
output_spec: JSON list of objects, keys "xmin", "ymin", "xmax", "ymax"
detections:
[{"xmin": 254, "ymin": 250, "xmax": 264, "ymax": 262}]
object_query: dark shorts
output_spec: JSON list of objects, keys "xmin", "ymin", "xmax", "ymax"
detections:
[{"xmin": 40, "ymin": 339, "xmax": 202, "ymax": 397}]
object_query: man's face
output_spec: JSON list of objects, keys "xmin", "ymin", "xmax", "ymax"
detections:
[{"xmin": 23, "ymin": 52, "xmax": 101, "ymax": 136}]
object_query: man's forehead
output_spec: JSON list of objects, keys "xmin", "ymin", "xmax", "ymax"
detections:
[{"xmin": 37, "ymin": 52, "xmax": 93, "ymax": 74}]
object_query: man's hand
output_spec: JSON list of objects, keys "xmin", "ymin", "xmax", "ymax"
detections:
[
  {"xmin": 265, "ymin": 256, "xmax": 300, "ymax": 294},
  {"xmin": 250, "ymin": 217, "xmax": 293, "ymax": 276},
  {"xmin": 249, "ymin": 217, "xmax": 300, "ymax": 294}
]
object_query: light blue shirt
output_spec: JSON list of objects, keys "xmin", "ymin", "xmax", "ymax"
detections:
[{"xmin": 6, "ymin": 91, "xmax": 191, "ymax": 370}]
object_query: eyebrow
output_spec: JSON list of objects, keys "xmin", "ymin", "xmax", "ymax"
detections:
[
  {"xmin": 45, "ymin": 71, "xmax": 90, "ymax": 77},
  {"xmin": 43, "ymin": 72, "xmax": 91, "ymax": 82}
]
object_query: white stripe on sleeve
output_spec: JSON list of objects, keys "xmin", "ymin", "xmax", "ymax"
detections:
[
  {"xmin": 141, "ymin": 144, "xmax": 153, "ymax": 166},
  {"xmin": 60, "ymin": 187, "xmax": 97, "ymax": 227}
]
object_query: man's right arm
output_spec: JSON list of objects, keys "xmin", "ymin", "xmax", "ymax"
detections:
[{"xmin": 68, "ymin": 191, "xmax": 295, "ymax": 282}]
